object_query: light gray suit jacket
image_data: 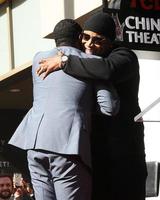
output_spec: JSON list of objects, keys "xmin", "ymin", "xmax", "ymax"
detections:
[{"xmin": 9, "ymin": 46, "xmax": 119, "ymax": 167}]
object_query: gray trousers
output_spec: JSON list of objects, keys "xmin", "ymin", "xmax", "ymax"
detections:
[{"xmin": 27, "ymin": 150, "xmax": 91, "ymax": 200}]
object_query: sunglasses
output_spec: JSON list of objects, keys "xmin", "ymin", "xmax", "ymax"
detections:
[{"xmin": 81, "ymin": 33, "xmax": 106, "ymax": 45}]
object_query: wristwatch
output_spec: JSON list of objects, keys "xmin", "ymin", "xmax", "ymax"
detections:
[{"xmin": 61, "ymin": 55, "xmax": 68, "ymax": 67}]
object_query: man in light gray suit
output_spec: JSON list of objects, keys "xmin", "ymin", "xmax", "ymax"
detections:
[{"xmin": 9, "ymin": 19, "xmax": 119, "ymax": 200}]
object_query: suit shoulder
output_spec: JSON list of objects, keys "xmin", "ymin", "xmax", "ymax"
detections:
[
  {"xmin": 33, "ymin": 49, "xmax": 57, "ymax": 61},
  {"xmin": 32, "ymin": 49, "xmax": 57, "ymax": 71}
]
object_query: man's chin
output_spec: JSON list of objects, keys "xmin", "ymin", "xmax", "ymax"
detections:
[
  {"xmin": 0, "ymin": 192, "xmax": 12, "ymax": 199},
  {"xmin": 85, "ymin": 49, "xmax": 93, "ymax": 55}
]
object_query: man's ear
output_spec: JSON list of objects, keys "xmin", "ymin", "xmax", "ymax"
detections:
[
  {"xmin": 76, "ymin": 35, "xmax": 83, "ymax": 51},
  {"xmin": 79, "ymin": 33, "xmax": 83, "ymax": 41}
]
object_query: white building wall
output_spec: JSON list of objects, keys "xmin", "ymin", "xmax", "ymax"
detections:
[
  {"xmin": 12, "ymin": 0, "xmax": 53, "ymax": 68},
  {"xmin": 0, "ymin": 0, "xmax": 102, "ymax": 74},
  {"xmin": 136, "ymin": 51, "xmax": 160, "ymax": 200},
  {"xmin": 40, "ymin": 0, "xmax": 102, "ymax": 38},
  {"xmin": 0, "ymin": 6, "xmax": 9, "ymax": 74},
  {"xmin": 137, "ymin": 52, "xmax": 160, "ymax": 162}
]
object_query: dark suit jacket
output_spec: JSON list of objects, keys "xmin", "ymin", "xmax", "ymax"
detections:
[{"xmin": 62, "ymin": 46, "xmax": 145, "ymax": 157}]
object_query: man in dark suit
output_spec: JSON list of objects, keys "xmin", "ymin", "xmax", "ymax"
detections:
[
  {"xmin": 36, "ymin": 12, "xmax": 147, "ymax": 200},
  {"xmin": 9, "ymin": 19, "xmax": 119, "ymax": 200}
]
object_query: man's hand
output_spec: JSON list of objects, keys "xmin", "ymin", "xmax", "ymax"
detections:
[{"xmin": 36, "ymin": 53, "xmax": 63, "ymax": 79}]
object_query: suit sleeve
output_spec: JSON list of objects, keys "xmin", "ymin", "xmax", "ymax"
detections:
[
  {"xmin": 95, "ymin": 82, "xmax": 120, "ymax": 116},
  {"xmin": 63, "ymin": 47, "xmax": 139, "ymax": 84}
]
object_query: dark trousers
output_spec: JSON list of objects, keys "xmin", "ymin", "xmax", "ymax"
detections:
[{"xmin": 92, "ymin": 154, "xmax": 147, "ymax": 200}]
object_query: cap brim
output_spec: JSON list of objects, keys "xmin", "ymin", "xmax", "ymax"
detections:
[{"xmin": 44, "ymin": 32, "xmax": 56, "ymax": 39}]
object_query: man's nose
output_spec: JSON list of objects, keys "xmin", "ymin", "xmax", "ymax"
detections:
[
  {"xmin": 3, "ymin": 185, "xmax": 8, "ymax": 190},
  {"xmin": 86, "ymin": 39, "xmax": 94, "ymax": 47}
]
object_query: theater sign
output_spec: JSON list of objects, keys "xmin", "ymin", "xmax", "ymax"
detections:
[{"xmin": 105, "ymin": 0, "xmax": 160, "ymax": 51}]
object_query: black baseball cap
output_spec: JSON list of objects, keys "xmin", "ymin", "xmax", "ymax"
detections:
[{"xmin": 47, "ymin": 19, "xmax": 82, "ymax": 40}]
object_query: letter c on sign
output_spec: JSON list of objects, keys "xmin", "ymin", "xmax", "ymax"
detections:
[{"xmin": 125, "ymin": 16, "xmax": 135, "ymax": 29}]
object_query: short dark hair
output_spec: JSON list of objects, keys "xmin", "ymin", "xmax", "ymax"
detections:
[
  {"xmin": 55, "ymin": 37, "xmax": 79, "ymax": 47},
  {"xmin": 0, "ymin": 174, "xmax": 13, "ymax": 184}
]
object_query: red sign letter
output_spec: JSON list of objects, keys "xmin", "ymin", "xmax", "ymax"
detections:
[
  {"xmin": 141, "ymin": 0, "xmax": 153, "ymax": 10},
  {"xmin": 130, "ymin": 0, "xmax": 137, "ymax": 8},
  {"xmin": 155, "ymin": 0, "xmax": 160, "ymax": 10}
]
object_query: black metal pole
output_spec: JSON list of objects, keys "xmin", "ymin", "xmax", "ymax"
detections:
[
  {"xmin": 102, "ymin": 0, "xmax": 108, "ymax": 12},
  {"xmin": 102, "ymin": 0, "xmax": 108, "ymax": 8}
]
